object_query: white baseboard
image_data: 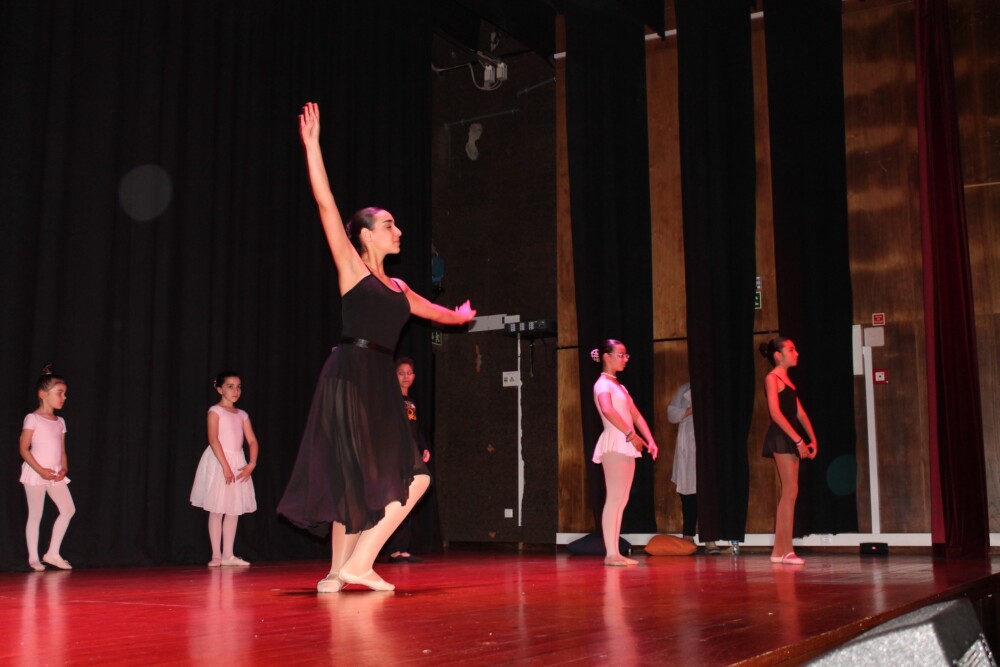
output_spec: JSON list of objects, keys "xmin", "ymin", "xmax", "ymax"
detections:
[{"xmin": 556, "ymin": 532, "xmax": 1000, "ymax": 548}]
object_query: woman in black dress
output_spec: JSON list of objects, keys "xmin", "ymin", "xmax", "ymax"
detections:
[
  {"xmin": 759, "ymin": 336, "xmax": 817, "ymax": 566},
  {"xmin": 278, "ymin": 103, "xmax": 475, "ymax": 592}
]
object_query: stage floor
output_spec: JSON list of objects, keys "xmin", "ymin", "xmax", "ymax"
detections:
[{"xmin": 2, "ymin": 551, "xmax": 998, "ymax": 665}]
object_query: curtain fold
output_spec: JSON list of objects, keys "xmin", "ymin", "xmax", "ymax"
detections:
[
  {"xmin": 566, "ymin": 0, "xmax": 657, "ymax": 533},
  {"xmin": 675, "ymin": 0, "xmax": 756, "ymax": 543},
  {"xmin": 914, "ymin": 0, "xmax": 989, "ymax": 559},
  {"xmin": 763, "ymin": 0, "xmax": 858, "ymax": 536}
]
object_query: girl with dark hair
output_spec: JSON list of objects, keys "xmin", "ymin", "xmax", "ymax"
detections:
[
  {"xmin": 19, "ymin": 363, "xmax": 75, "ymax": 570},
  {"xmin": 190, "ymin": 371, "xmax": 259, "ymax": 567},
  {"xmin": 591, "ymin": 339, "xmax": 658, "ymax": 566},
  {"xmin": 759, "ymin": 336, "xmax": 817, "ymax": 565},
  {"xmin": 278, "ymin": 102, "xmax": 475, "ymax": 592}
]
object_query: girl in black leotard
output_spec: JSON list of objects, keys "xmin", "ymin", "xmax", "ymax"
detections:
[
  {"xmin": 278, "ymin": 103, "xmax": 476, "ymax": 593},
  {"xmin": 759, "ymin": 336, "xmax": 817, "ymax": 566}
]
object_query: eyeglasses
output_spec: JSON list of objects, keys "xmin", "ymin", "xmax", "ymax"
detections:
[{"xmin": 613, "ymin": 353, "xmax": 630, "ymax": 360}]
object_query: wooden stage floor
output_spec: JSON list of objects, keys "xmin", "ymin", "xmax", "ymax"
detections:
[{"xmin": 2, "ymin": 551, "xmax": 998, "ymax": 665}]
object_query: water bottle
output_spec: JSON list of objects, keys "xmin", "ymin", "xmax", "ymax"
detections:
[{"xmin": 730, "ymin": 540, "xmax": 740, "ymax": 556}]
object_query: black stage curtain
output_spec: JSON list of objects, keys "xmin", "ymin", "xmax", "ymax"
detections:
[
  {"xmin": 0, "ymin": 1, "xmax": 433, "ymax": 569},
  {"xmin": 566, "ymin": 0, "xmax": 657, "ymax": 533},
  {"xmin": 914, "ymin": 0, "xmax": 989, "ymax": 559},
  {"xmin": 763, "ymin": 0, "xmax": 858, "ymax": 536},
  {"xmin": 675, "ymin": 0, "xmax": 756, "ymax": 543}
]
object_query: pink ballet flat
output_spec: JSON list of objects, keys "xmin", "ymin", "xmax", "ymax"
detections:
[
  {"xmin": 42, "ymin": 554, "xmax": 72, "ymax": 570},
  {"xmin": 770, "ymin": 552, "xmax": 804, "ymax": 565},
  {"xmin": 317, "ymin": 571, "xmax": 343, "ymax": 593},
  {"xmin": 339, "ymin": 569, "xmax": 394, "ymax": 591},
  {"xmin": 207, "ymin": 558, "xmax": 223, "ymax": 567},
  {"xmin": 28, "ymin": 561, "xmax": 45, "ymax": 572},
  {"xmin": 220, "ymin": 556, "xmax": 250, "ymax": 567}
]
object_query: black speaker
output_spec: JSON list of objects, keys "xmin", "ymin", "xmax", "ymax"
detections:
[
  {"xmin": 808, "ymin": 599, "xmax": 995, "ymax": 666},
  {"xmin": 860, "ymin": 542, "xmax": 889, "ymax": 556}
]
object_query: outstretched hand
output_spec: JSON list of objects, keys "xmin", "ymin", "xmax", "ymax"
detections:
[
  {"xmin": 454, "ymin": 300, "xmax": 477, "ymax": 324},
  {"xmin": 299, "ymin": 101, "xmax": 320, "ymax": 146}
]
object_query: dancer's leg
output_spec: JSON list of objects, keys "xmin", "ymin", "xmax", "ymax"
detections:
[
  {"xmin": 601, "ymin": 454, "xmax": 635, "ymax": 564},
  {"xmin": 341, "ymin": 475, "xmax": 430, "ymax": 586},
  {"xmin": 221, "ymin": 514, "xmax": 239, "ymax": 560},
  {"xmin": 208, "ymin": 512, "xmax": 223, "ymax": 561},
  {"xmin": 330, "ymin": 521, "xmax": 361, "ymax": 573},
  {"xmin": 24, "ymin": 485, "xmax": 46, "ymax": 564},
  {"xmin": 679, "ymin": 493, "xmax": 698, "ymax": 538},
  {"xmin": 43, "ymin": 485, "xmax": 75, "ymax": 558},
  {"xmin": 316, "ymin": 522, "xmax": 362, "ymax": 592},
  {"xmin": 772, "ymin": 453, "xmax": 799, "ymax": 558}
]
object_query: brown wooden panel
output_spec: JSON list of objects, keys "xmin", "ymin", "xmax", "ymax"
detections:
[
  {"xmin": 557, "ymin": 348, "xmax": 591, "ymax": 532},
  {"xmin": 952, "ymin": 0, "xmax": 1000, "ymax": 186},
  {"xmin": 647, "ymin": 38, "xmax": 687, "ymax": 341},
  {"xmin": 842, "ymin": 2, "xmax": 931, "ymax": 533},
  {"xmin": 752, "ymin": 19, "xmax": 780, "ymax": 334},
  {"xmin": 967, "ymin": 186, "xmax": 1000, "ymax": 529},
  {"xmin": 555, "ymin": 57, "xmax": 576, "ymax": 351}
]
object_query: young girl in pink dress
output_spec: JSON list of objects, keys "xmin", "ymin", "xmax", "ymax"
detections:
[
  {"xmin": 190, "ymin": 371, "xmax": 259, "ymax": 566},
  {"xmin": 19, "ymin": 363, "xmax": 76, "ymax": 571},
  {"xmin": 591, "ymin": 340, "xmax": 658, "ymax": 566}
]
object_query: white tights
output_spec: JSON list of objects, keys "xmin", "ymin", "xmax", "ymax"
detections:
[
  {"xmin": 208, "ymin": 512, "xmax": 239, "ymax": 560},
  {"xmin": 24, "ymin": 484, "xmax": 76, "ymax": 563},
  {"xmin": 601, "ymin": 453, "xmax": 635, "ymax": 559}
]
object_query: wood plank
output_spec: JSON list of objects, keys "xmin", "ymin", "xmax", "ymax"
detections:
[{"xmin": 1, "ymin": 554, "xmax": 997, "ymax": 665}]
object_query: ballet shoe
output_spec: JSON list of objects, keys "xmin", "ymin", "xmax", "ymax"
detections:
[
  {"xmin": 207, "ymin": 558, "xmax": 223, "ymax": 567},
  {"xmin": 338, "ymin": 569, "xmax": 395, "ymax": 591},
  {"xmin": 42, "ymin": 554, "xmax": 72, "ymax": 570},
  {"xmin": 317, "ymin": 571, "xmax": 343, "ymax": 593},
  {"xmin": 28, "ymin": 561, "xmax": 45, "ymax": 572},
  {"xmin": 604, "ymin": 557, "xmax": 630, "ymax": 567},
  {"xmin": 220, "ymin": 556, "xmax": 250, "ymax": 567},
  {"xmin": 770, "ymin": 552, "xmax": 805, "ymax": 565}
]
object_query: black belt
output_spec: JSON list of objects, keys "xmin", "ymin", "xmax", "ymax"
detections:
[{"xmin": 339, "ymin": 337, "xmax": 394, "ymax": 355}]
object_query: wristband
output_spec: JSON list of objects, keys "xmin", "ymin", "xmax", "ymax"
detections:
[{"xmin": 624, "ymin": 429, "xmax": 634, "ymax": 441}]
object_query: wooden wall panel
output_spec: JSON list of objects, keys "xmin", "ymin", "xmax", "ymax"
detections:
[
  {"xmin": 647, "ymin": 39, "xmax": 686, "ymax": 342},
  {"xmin": 842, "ymin": 2, "xmax": 931, "ymax": 533},
  {"xmin": 955, "ymin": 2, "xmax": 1000, "ymax": 530},
  {"xmin": 557, "ymin": 348, "xmax": 591, "ymax": 532}
]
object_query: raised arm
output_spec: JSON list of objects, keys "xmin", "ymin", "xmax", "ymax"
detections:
[
  {"xmin": 299, "ymin": 102, "xmax": 368, "ymax": 292},
  {"xmin": 395, "ymin": 278, "xmax": 476, "ymax": 325}
]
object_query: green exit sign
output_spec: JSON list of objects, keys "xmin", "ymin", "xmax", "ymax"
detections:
[{"xmin": 754, "ymin": 291, "xmax": 762, "ymax": 310}]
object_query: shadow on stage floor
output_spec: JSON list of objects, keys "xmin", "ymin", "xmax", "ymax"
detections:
[{"xmin": 1, "ymin": 550, "xmax": 998, "ymax": 665}]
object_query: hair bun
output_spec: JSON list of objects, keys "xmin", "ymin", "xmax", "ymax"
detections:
[{"xmin": 590, "ymin": 349, "xmax": 600, "ymax": 363}]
